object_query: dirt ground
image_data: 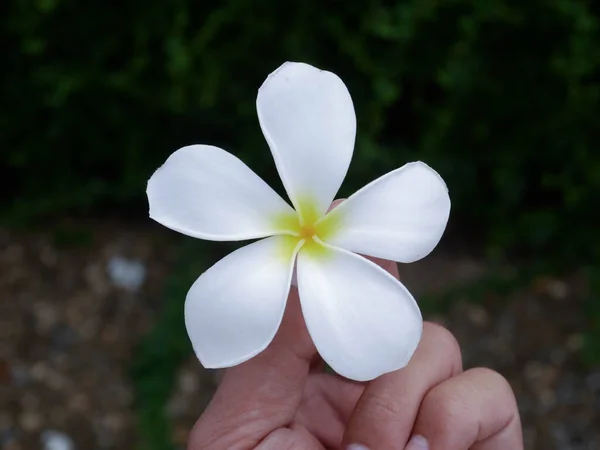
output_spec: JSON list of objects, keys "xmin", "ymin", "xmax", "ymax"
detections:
[{"xmin": 0, "ymin": 222, "xmax": 598, "ymax": 449}]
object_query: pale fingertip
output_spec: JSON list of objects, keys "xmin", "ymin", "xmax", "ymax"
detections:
[
  {"xmin": 405, "ymin": 434, "xmax": 429, "ymax": 450},
  {"xmin": 346, "ymin": 444, "xmax": 370, "ymax": 450}
]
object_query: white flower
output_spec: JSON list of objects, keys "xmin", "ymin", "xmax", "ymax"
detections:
[{"xmin": 146, "ymin": 62, "xmax": 450, "ymax": 381}]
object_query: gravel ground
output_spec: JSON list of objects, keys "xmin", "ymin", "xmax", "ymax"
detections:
[{"xmin": 0, "ymin": 222, "xmax": 598, "ymax": 449}]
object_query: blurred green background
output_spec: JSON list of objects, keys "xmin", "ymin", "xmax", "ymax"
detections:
[
  {"xmin": 2, "ymin": 1, "xmax": 600, "ymax": 449},
  {"xmin": 4, "ymin": 0, "xmax": 599, "ymax": 263}
]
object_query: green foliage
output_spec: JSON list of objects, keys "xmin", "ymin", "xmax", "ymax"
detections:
[
  {"xmin": 2, "ymin": 0, "xmax": 600, "ymax": 263},
  {"xmin": 130, "ymin": 239, "xmax": 213, "ymax": 450}
]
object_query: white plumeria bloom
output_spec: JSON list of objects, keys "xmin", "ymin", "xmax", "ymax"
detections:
[{"xmin": 147, "ymin": 62, "xmax": 451, "ymax": 381}]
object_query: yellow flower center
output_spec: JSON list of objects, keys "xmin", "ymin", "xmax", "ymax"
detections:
[
  {"xmin": 272, "ymin": 196, "xmax": 344, "ymax": 260},
  {"xmin": 298, "ymin": 223, "xmax": 317, "ymax": 241}
]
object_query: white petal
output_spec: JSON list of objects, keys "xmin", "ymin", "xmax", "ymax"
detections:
[
  {"xmin": 297, "ymin": 244, "xmax": 422, "ymax": 381},
  {"xmin": 257, "ymin": 62, "xmax": 356, "ymax": 219},
  {"xmin": 185, "ymin": 235, "xmax": 301, "ymax": 368},
  {"xmin": 323, "ymin": 162, "xmax": 451, "ymax": 263},
  {"xmin": 147, "ymin": 145, "xmax": 296, "ymax": 241}
]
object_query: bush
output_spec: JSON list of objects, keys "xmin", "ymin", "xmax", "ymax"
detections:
[{"xmin": 2, "ymin": 0, "xmax": 599, "ymax": 264}]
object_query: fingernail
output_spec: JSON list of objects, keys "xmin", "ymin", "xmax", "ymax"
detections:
[
  {"xmin": 405, "ymin": 434, "xmax": 429, "ymax": 450},
  {"xmin": 346, "ymin": 445, "xmax": 370, "ymax": 450}
]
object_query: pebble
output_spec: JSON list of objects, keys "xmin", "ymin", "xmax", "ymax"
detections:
[
  {"xmin": 39, "ymin": 245, "xmax": 58, "ymax": 267},
  {"xmin": 102, "ymin": 413, "xmax": 127, "ymax": 434},
  {"xmin": 33, "ymin": 302, "xmax": 59, "ymax": 333},
  {"xmin": 106, "ymin": 256, "xmax": 146, "ymax": 292},
  {"xmin": 566, "ymin": 333, "xmax": 584, "ymax": 352},
  {"xmin": 19, "ymin": 412, "xmax": 42, "ymax": 431},
  {"xmin": 178, "ymin": 369, "xmax": 200, "ymax": 394},
  {"xmin": 10, "ymin": 364, "xmax": 30, "ymax": 386},
  {"xmin": 41, "ymin": 430, "xmax": 74, "ymax": 450},
  {"xmin": 68, "ymin": 393, "xmax": 91, "ymax": 413},
  {"xmin": 84, "ymin": 263, "xmax": 110, "ymax": 295},
  {"xmin": 585, "ymin": 370, "xmax": 600, "ymax": 392},
  {"xmin": 466, "ymin": 304, "xmax": 489, "ymax": 327},
  {"xmin": 547, "ymin": 280, "xmax": 569, "ymax": 300},
  {"xmin": 3, "ymin": 225, "xmax": 598, "ymax": 450}
]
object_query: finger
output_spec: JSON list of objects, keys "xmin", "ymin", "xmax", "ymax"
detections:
[
  {"xmin": 189, "ymin": 288, "xmax": 317, "ymax": 449},
  {"xmin": 256, "ymin": 425, "xmax": 324, "ymax": 450},
  {"xmin": 342, "ymin": 323, "xmax": 462, "ymax": 450},
  {"xmin": 189, "ymin": 198, "xmax": 401, "ymax": 449},
  {"xmin": 405, "ymin": 367, "xmax": 523, "ymax": 450},
  {"xmin": 295, "ymin": 373, "xmax": 364, "ymax": 448}
]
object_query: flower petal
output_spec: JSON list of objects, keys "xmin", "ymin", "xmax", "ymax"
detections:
[
  {"xmin": 257, "ymin": 62, "xmax": 356, "ymax": 220},
  {"xmin": 147, "ymin": 145, "xmax": 296, "ymax": 241},
  {"xmin": 323, "ymin": 162, "xmax": 450, "ymax": 263},
  {"xmin": 296, "ymin": 243, "xmax": 422, "ymax": 381},
  {"xmin": 185, "ymin": 235, "xmax": 300, "ymax": 368}
]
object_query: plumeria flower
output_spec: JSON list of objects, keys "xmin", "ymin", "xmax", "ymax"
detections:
[{"xmin": 147, "ymin": 62, "xmax": 450, "ymax": 381}]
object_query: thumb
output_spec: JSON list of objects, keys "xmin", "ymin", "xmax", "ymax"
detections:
[{"xmin": 189, "ymin": 286, "xmax": 317, "ymax": 449}]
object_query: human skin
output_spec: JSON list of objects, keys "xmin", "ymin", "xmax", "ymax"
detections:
[{"xmin": 187, "ymin": 199, "xmax": 523, "ymax": 450}]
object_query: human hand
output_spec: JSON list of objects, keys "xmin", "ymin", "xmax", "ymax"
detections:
[{"xmin": 187, "ymin": 258, "xmax": 523, "ymax": 450}]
